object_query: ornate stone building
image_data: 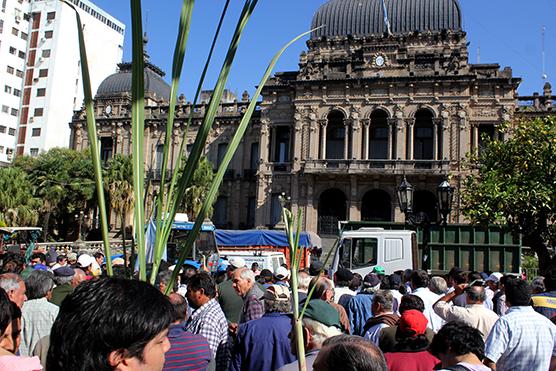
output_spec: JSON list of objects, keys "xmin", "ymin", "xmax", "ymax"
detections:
[{"xmin": 70, "ymin": 0, "xmax": 553, "ymax": 236}]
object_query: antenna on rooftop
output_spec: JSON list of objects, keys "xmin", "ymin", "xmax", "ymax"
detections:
[
  {"xmin": 381, "ymin": 0, "xmax": 392, "ymax": 36},
  {"xmin": 541, "ymin": 25, "xmax": 548, "ymax": 80},
  {"xmin": 477, "ymin": 46, "xmax": 480, "ymax": 64}
]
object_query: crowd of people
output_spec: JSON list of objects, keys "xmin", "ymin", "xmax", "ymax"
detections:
[{"xmin": 0, "ymin": 247, "xmax": 555, "ymax": 371}]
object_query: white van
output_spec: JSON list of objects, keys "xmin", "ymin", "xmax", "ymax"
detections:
[
  {"xmin": 219, "ymin": 251, "xmax": 286, "ymax": 273},
  {"xmin": 332, "ymin": 228, "xmax": 418, "ymax": 276}
]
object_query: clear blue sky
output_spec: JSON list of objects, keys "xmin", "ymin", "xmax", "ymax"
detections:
[{"xmin": 93, "ymin": 0, "xmax": 555, "ymax": 100}]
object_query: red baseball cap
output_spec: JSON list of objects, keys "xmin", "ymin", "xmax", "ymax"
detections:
[{"xmin": 399, "ymin": 309, "xmax": 428, "ymax": 336}]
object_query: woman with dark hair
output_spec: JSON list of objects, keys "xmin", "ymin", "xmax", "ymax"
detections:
[
  {"xmin": 0, "ymin": 288, "xmax": 42, "ymax": 370},
  {"xmin": 383, "ymin": 309, "xmax": 440, "ymax": 371},
  {"xmin": 430, "ymin": 322, "xmax": 490, "ymax": 371}
]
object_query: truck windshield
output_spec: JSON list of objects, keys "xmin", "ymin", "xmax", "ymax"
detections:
[{"xmin": 341, "ymin": 238, "xmax": 378, "ymax": 269}]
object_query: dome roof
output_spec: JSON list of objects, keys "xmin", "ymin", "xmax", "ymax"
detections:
[
  {"xmin": 311, "ymin": 0, "xmax": 462, "ymax": 39},
  {"xmin": 96, "ymin": 62, "xmax": 171, "ymax": 101}
]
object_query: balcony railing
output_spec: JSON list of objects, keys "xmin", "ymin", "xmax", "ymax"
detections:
[{"xmin": 303, "ymin": 159, "xmax": 450, "ymax": 174}]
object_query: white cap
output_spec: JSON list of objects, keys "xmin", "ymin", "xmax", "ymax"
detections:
[
  {"xmin": 168, "ymin": 264, "xmax": 183, "ymax": 273},
  {"xmin": 228, "ymin": 257, "xmax": 246, "ymax": 269},
  {"xmin": 486, "ymin": 272, "xmax": 503, "ymax": 283},
  {"xmin": 77, "ymin": 254, "xmax": 95, "ymax": 268},
  {"xmin": 275, "ymin": 266, "xmax": 290, "ymax": 280}
]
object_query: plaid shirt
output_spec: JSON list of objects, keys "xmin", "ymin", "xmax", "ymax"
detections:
[
  {"xmin": 21, "ymin": 298, "xmax": 59, "ymax": 356},
  {"xmin": 485, "ymin": 306, "xmax": 556, "ymax": 371},
  {"xmin": 185, "ymin": 298, "xmax": 229, "ymax": 370},
  {"xmin": 240, "ymin": 284, "xmax": 265, "ymax": 323}
]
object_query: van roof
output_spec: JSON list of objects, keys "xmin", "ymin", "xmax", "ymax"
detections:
[
  {"xmin": 219, "ymin": 251, "xmax": 285, "ymax": 257},
  {"xmin": 341, "ymin": 228, "xmax": 415, "ymax": 238}
]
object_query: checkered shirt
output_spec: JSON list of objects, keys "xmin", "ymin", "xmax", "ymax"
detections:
[
  {"xmin": 21, "ymin": 298, "xmax": 59, "ymax": 356},
  {"xmin": 485, "ymin": 305, "xmax": 556, "ymax": 371},
  {"xmin": 185, "ymin": 298, "xmax": 230, "ymax": 370}
]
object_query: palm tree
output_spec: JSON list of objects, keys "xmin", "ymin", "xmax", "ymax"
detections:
[
  {"xmin": 0, "ymin": 167, "xmax": 41, "ymax": 226},
  {"xmin": 105, "ymin": 154, "xmax": 134, "ymax": 274},
  {"xmin": 181, "ymin": 156, "xmax": 215, "ymax": 220}
]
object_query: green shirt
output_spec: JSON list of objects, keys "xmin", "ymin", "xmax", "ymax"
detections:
[
  {"xmin": 217, "ymin": 279, "xmax": 243, "ymax": 323},
  {"xmin": 49, "ymin": 283, "xmax": 73, "ymax": 307}
]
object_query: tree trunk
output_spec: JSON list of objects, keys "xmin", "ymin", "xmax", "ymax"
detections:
[
  {"xmin": 42, "ymin": 211, "xmax": 51, "ymax": 241},
  {"xmin": 121, "ymin": 211, "xmax": 128, "ymax": 278},
  {"xmin": 523, "ymin": 232, "xmax": 551, "ymax": 274}
]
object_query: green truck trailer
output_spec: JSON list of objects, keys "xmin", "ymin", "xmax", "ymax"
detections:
[{"xmin": 334, "ymin": 221, "xmax": 522, "ymax": 275}]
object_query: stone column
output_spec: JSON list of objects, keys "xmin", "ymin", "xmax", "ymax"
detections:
[
  {"xmin": 269, "ymin": 126, "xmax": 277, "ymax": 163},
  {"xmin": 308, "ymin": 112, "xmax": 319, "ymax": 160},
  {"xmin": 441, "ymin": 112, "xmax": 450, "ymax": 161},
  {"xmin": 432, "ymin": 118, "xmax": 440, "ymax": 161},
  {"xmin": 305, "ymin": 179, "xmax": 316, "ymax": 232},
  {"xmin": 362, "ymin": 119, "xmax": 370, "ymax": 160},
  {"xmin": 351, "ymin": 116, "xmax": 361, "ymax": 159},
  {"xmin": 319, "ymin": 119, "xmax": 327, "ymax": 160},
  {"xmin": 259, "ymin": 117, "xmax": 271, "ymax": 167},
  {"xmin": 343, "ymin": 118, "xmax": 351, "ymax": 159},
  {"xmin": 387, "ymin": 118, "xmax": 396, "ymax": 160},
  {"xmin": 406, "ymin": 118, "xmax": 415, "ymax": 160},
  {"xmin": 457, "ymin": 111, "xmax": 468, "ymax": 161},
  {"xmin": 395, "ymin": 113, "xmax": 406, "ymax": 160},
  {"xmin": 472, "ymin": 124, "xmax": 479, "ymax": 155},
  {"xmin": 349, "ymin": 177, "xmax": 359, "ymax": 220}
]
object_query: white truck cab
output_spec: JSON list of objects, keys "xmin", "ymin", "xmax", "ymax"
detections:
[
  {"xmin": 332, "ymin": 228, "xmax": 418, "ymax": 276},
  {"xmin": 218, "ymin": 251, "xmax": 286, "ymax": 273}
]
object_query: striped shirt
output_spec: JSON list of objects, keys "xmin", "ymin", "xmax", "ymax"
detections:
[
  {"xmin": 485, "ymin": 306, "xmax": 556, "ymax": 371},
  {"xmin": 185, "ymin": 299, "xmax": 230, "ymax": 370},
  {"xmin": 163, "ymin": 323, "xmax": 212, "ymax": 371}
]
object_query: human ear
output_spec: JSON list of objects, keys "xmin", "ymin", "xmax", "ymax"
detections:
[{"xmin": 108, "ymin": 349, "xmax": 131, "ymax": 370}]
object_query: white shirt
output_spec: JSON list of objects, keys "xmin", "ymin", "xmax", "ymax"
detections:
[
  {"xmin": 433, "ymin": 302, "xmax": 499, "ymax": 341},
  {"xmin": 334, "ymin": 286, "xmax": 356, "ymax": 304},
  {"xmin": 412, "ymin": 287, "xmax": 445, "ymax": 332}
]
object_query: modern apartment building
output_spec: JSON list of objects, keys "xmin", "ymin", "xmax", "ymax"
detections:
[
  {"xmin": 1, "ymin": 0, "xmax": 125, "ymax": 159},
  {"xmin": 0, "ymin": 0, "xmax": 30, "ymax": 165}
]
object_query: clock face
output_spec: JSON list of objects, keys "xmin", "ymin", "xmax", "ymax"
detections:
[
  {"xmin": 105, "ymin": 105, "xmax": 112, "ymax": 114},
  {"xmin": 375, "ymin": 55, "xmax": 385, "ymax": 67}
]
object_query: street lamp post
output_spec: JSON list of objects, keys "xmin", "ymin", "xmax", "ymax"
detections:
[{"xmin": 396, "ymin": 176, "xmax": 453, "ymax": 272}]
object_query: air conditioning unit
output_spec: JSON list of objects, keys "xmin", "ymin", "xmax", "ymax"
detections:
[
  {"xmin": 15, "ymin": 15, "xmax": 21, "ymax": 23},
  {"xmin": 29, "ymin": 117, "xmax": 34, "ymax": 123},
  {"xmin": 33, "ymin": 78, "xmax": 39, "ymax": 83},
  {"xmin": 37, "ymin": 57, "xmax": 43, "ymax": 64}
]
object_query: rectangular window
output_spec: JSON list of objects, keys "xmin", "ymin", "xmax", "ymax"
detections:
[
  {"xmin": 1, "ymin": 105, "xmax": 8, "ymax": 113},
  {"xmin": 33, "ymin": 108, "xmax": 43, "ymax": 116},
  {"xmin": 9, "ymin": 46, "xmax": 16, "ymax": 55},
  {"xmin": 13, "ymin": 89, "xmax": 20, "ymax": 97},
  {"xmin": 6, "ymin": 66, "xmax": 14, "ymax": 74},
  {"xmin": 18, "ymin": 50, "xmax": 25, "ymax": 59},
  {"xmin": 39, "ymin": 69, "xmax": 48, "ymax": 77},
  {"xmin": 4, "ymin": 85, "xmax": 11, "ymax": 94},
  {"xmin": 31, "ymin": 128, "xmax": 40, "ymax": 137},
  {"xmin": 44, "ymin": 30, "xmax": 53, "ymax": 39},
  {"xmin": 16, "ymin": 69, "xmax": 23, "ymax": 78},
  {"xmin": 217, "ymin": 142, "xmax": 228, "ymax": 168},
  {"xmin": 0, "ymin": 146, "xmax": 3, "ymax": 154},
  {"xmin": 36, "ymin": 88, "xmax": 45, "ymax": 97},
  {"xmin": 41, "ymin": 49, "xmax": 50, "ymax": 58},
  {"xmin": 46, "ymin": 12, "xmax": 55, "ymax": 21},
  {"xmin": 0, "ymin": 19, "xmax": 3, "ymax": 33},
  {"xmin": 8, "ymin": 128, "xmax": 15, "ymax": 136},
  {"xmin": 20, "ymin": 32, "xmax": 27, "ymax": 41},
  {"xmin": 30, "ymin": 148, "xmax": 38, "ymax": 157},
  {"xmin": 10, "ymin": 108, "xmax": 18, "ymax": 116},
  {"xmin": 0, "ymin": 126, "xmax": 5, "ymax": 133},
  {"xmin": 11, "ymin": 27, "xmax": 18, "ymax": 36}
]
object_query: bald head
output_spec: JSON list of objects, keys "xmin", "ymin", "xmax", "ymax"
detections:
[
  {"xmin": 466, "ymin": 285, "xmax": 486, "ymax": 304},
  {"xmin": 71, "ymin": 268, "xmax": 87, "ymax": 288}
]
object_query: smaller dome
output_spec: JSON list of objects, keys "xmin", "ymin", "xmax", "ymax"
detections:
[{"xmin": 96, "ymin": 62, "xmax": 171, "ymax": 101}]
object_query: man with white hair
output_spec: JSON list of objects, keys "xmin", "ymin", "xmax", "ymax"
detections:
[
  {"xmin": 0, "ymin": 272, "xmax": 26, "ymax": 308},
  {"xmin": 218, "ymin": 256, "xmax": 246, "ymax": 324},
  {"xmin": 232, "ymin": 267, "xmax": 265, "ymax": 324},
  {"xmin": 278, "ymin": 299, "xmax": 343, "ymax": 371}
]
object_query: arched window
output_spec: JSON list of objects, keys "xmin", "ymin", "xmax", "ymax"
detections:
[
  {"xmin": 325, "ymin": 111, "xmax": 345, "ymax": 159},
  {"xmin": 213, "ymin": 196, "xmax": 228, "ymax": 228},
  {"xmin": 369, "ymin": 110, "xmax": 389, "ymax": 159},
  {"xmin": 318, "ymin": 188, "xmax": 346, "ymax": 235},
  {"xmin": 414, "ymin": 109, "xmax": 434, "ymax": 160},
  {"xmin": 361, "ymin": 189, "xmax": 392, "ymax": 221}
]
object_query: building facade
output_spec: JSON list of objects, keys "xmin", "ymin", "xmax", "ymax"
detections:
[
  {"xmin": 70, "ymin": 0, "xmax": 553, "ymax": 236},
  {"xmin": 0, "ymin": 0, "xmax": 30, "ymax": 165},
  {"xmin": 2, "ymin": 0, "xmax": 124, "ymax": 159}
]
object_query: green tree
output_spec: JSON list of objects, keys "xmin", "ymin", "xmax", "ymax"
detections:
[
  {"xmin": 16, "ymin": 148, "xmax": 96, "ymax": 240},
  {"xmin": 461, "ymin": 116, "xmax": 556, "ymax": 272},
  {"xmin": 105, "ymin": 154, "xmax": 134, "ymax": 271},
  {"xmin": 0, "ymin": 167, "xmax": 41, "ymax": 226},
  {"xmin": 180, "ymin": 156, "xmax": 215, "ymax": 220}
]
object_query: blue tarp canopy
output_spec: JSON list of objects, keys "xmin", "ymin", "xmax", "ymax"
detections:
[{"xmin": 215, "ymin": 229, "xmax": 319, "ymax": 248}]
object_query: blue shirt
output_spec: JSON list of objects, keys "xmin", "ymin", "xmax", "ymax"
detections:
[
  {"xmin": 230, "ymin": 312, "xmax": 297, "ymax": 371},
  {"xmin": 163, "ymin": 323, "xmax": 212, "ymax": 371},
  {"xmin": 485, "ymin": 306, "xmax": 556, "ymax": 371},
  {"xmin": 531, "ymin": 291, "xmax": 556, "ymax": 319},
  {"xmin": 346, "ymin": 292, "xmax": 374, "ymax": 336}
]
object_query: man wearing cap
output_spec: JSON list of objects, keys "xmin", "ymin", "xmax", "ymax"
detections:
[
  {"xmin": 346, "ymin": 273, "xmax": 381, "ymax": 336},
  {"xmin": 217, "ymin": 257, "xmax": 245, "ymax": 324},
  {"xmin": 77, "ymin": 254, "xmax": 96, "ymax": 279},
  {"xmin": 485, "ymin": 272, "xmax": 503, "ymax": 302},
  {"xmin": 278, "ymin": 299, "xmax": 343, "ymax": 371},
  {"xmin": 433, "ymin": 281, "xmax": 499, "ymax": 341},
  {"xmin": 333, "ymin": 268, "xmax": 356, "ymax": 306},
  {"xmin": 231, "ymin": 285, "xmax": 296, "ymax": 371},
  {"xmin": 49, "ymin": 266, "xmax": 76, "ymax": 306},
  {"xmin": 274, "ymin": 266, "xmax": 290, "ymax": 287}
]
